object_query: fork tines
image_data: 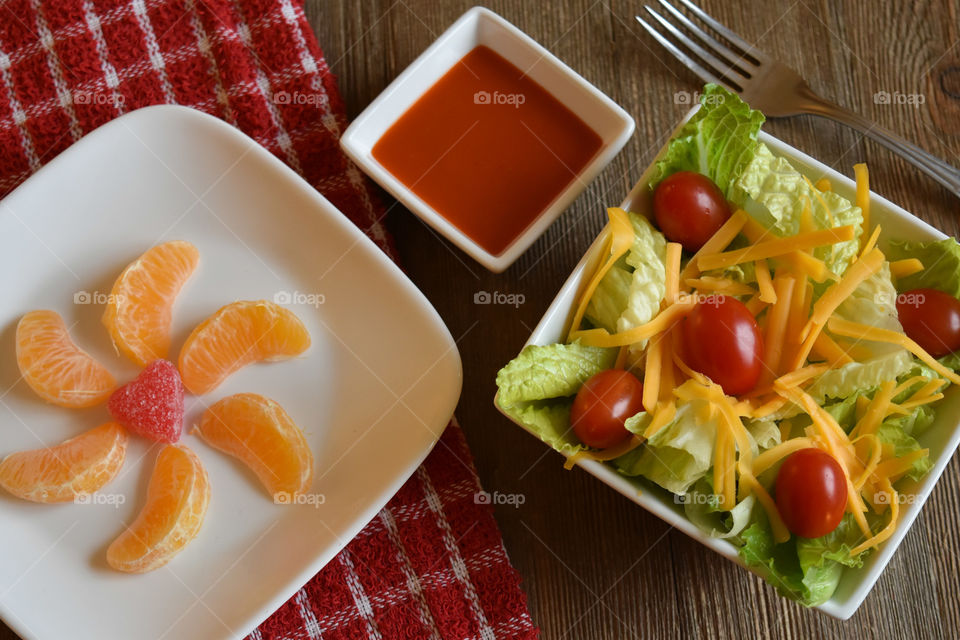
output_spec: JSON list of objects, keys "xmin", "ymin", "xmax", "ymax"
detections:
[{"xmin": 637, "ymin": 0, "xmax": 768, "ymax": 92}]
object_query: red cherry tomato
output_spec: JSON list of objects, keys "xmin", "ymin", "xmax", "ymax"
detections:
[
  {"xmin": 681, "ymin": 295, "xmax": 763, "ymax": 395},
  {"xmin": 775, "ymin": 448, "xmax": 847, "ymax": 539},
  {"xmin": 570, "ymin": 370, "xmax": 644, "ymax": 449},
  {"xmin": 653, "ymin": 171, "xmax": 731, "ymax": 251},
  {"xmin": 896, "ymin": 287, "xmax": 960, "ymax": 358}
]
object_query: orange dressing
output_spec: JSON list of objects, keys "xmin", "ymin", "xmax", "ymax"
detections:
[{"xmin": 372, "ymin": 45, "xmax": 603, "ymax": 256}]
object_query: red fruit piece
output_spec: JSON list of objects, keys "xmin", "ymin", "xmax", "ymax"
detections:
[{"xmin": 108, "ymin": 360, "xmax": 185, "ymax": 443}]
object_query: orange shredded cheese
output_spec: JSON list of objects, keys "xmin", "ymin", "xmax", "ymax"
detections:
[
  {"xmin": 644, "ymin": 400, "xmax": 676, "ymax": 439},
  {"xmin": 827, "ymin": 316, "xmax": 960, "ymax": 386},
  {"xmin": 791, "ymin": 248, "xmax": 884, "ymax": 369},
  {"xmin": 683, "ymin": 276, "xmax": 756, "ymax": 297},
  {"xmin": 744, "ymin": 293, "xmax": 769, "ymax": 317},
  {"xmin": 889, "ymin": 258, "xmax": 924, "ymax": 279},
  {"xmin": 664, "ymin": 242, "xmax": 683, "ymax": 304},
  {"xmin": 680, "ymin": 209, "xmax": 749, "ymax": 281},
  {"xmin": 571, "ymin": 298, "xmax": 696, "ymax": 348},
  {"xmin": 854, "ymin": 163, "xmax": 870, "ymax": 246},
  {"xmin": 697, "ymin": 225, "xmax": 856, "ymax": 271},
  {"xmin": 755, "ymin": 259, "xmax": 777, "ymax": 303},
  {"xmin": 566, "ymin": 208, "xmax": 634, "ymax": 342},
  {"xmin": 814, "ymin": 177, "xmax": 832, "ymax": 192},
  {"xmin": 775, "ymin": 251, "xmax": 832, "ymax": 283},
  {"xmin": 850, "ymin": 481, "xmax": 898, "ymax": 555},
  {"xmin": 642, "ymin": 334, "xmax": 663, "ymax": 413},
  {"xmin": 761, "ymin": 275, "xmax": 796, "ymax": 378},
  {"xmin": 810, "ymin": 332, "xmax": 854, "ymax": 367},
  {"xmin": 752, "ymin": 437, "xmax": 816, "ymax": 477}
]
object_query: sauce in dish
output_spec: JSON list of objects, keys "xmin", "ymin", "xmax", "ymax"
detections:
[{"xmin": 372, "ymin": 45, "xmax": 602, "ymax": 256}]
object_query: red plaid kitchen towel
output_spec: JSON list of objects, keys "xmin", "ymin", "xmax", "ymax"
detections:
[{"xmin": 0, "ymin": 1, "xmax": 538, "ymax": 638}]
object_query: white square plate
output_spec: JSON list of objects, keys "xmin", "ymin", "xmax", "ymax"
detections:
[
  {"xmin": 498, "ymin": 107, "xmax": 960, "ymax": 619},
  {"xmin": 0, "ymin": 105, "xmax": 462, "ymax": 639}
]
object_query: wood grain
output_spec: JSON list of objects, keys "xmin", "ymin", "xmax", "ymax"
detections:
[
  {"xmin": 305, "ymin": 1, "xmax": 960, "ymax": 639},
  {"xmin": 4, "ymin": 1, "xmax": 959, "ymax": 639}
]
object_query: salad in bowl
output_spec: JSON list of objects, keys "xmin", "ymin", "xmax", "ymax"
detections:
[{"xmin": 495, "ymin": 85, "xmax": 960, "ymax": 608}]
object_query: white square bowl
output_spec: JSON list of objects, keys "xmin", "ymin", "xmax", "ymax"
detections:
[
  {"xmin": 340, "ymin": 6, "xmax": 635, "ymax": 273},
  {"xmin": 496, "ymin": 107, "xmax": 960, "ymax": 619}
]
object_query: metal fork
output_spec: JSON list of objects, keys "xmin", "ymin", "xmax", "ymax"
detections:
[{"xmin": 637, "ymin": 0, "xmax": 960, "ymax": 198}]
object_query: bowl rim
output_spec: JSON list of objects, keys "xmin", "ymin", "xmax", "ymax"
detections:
[
  {"xmin": 494, "ymin": 104, "xmax": 956, "ymax": 619},
  {"xmin": 340, "ymin": 6, "xmax": 635, "ymax": 273}
]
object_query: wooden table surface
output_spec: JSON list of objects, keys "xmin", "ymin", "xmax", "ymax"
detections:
[{"xmin": 4, "ymin": 1, "xmax": 959, "ymax": 639}]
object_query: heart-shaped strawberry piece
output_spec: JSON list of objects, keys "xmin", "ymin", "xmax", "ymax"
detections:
[{"xmin": 108, "ymin": 360, "xmax": 184, "ymax": 443}]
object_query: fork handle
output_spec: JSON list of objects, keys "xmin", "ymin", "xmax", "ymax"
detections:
[{"xmin": 799, "ymin": 94, "xmax": 960, "ymax": 198}]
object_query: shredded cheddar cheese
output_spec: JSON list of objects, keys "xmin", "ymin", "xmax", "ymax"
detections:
[
  {"xmin": 755, "ymin": 259, "xmax": 777, "ymax": 303},
  {"xmin": 697, "ymin": 225, "xmax": 856, "ymax": 272},
  {"xmin": 827, "ymin": 316, "xmax": 960, "ymax": 386},
  {"xmin": 566, "ymin": 208, "xmax": 635, "ymax": 342},
  {"xmin": 680, "ymin": 209, "xmax": 749, "ymax": 281},
  {"xmin": 889, "ymin": 258, "xmax": 924, "ymax": 279},
  {"xmin": 571, "ymin": 298, "xmax": 696, "ymax": 348},
  {"xmin": 854, "ymin": 163, "xmax": 870, "ymax": 245}
]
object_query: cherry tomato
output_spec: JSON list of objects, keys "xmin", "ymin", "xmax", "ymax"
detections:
[
  {"xmin": 653, "ymin": 171, "xmax": 731, "ymax": 251},
  {"xmin": 570, "ymin": 370, "xmax": 644, "ymax": 449},
  {"xmin": 775, "ymin": 448, "xmax": 847, "ymax": 539},
  {"xmin": 896, "ymin": 287, "xmax": 960, "ymax": 358},
  {"xmin": 681, "ymin": 295, "xmax": 763, "ymax": 395}
]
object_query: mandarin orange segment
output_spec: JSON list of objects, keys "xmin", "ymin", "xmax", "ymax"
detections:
[
  {"xmin": 102, "ymin": 241, "xmax": 199, "ymax": 367},
  {"xmin": 16, "ymin": 310, "xmax": 117, "ymax": 408},
  {"xmin": 106, "ymin": 444, "xmax": 209, "ymax": 573},
  {"xmin": 195, "ymin": 393, "xmax": 313, "ymax": 500},
  {"xmin": 178, "ymin": 301, "xmax": 311, "ymax": 395},
  {"xmin": 0, "ymin": 422, "xmax": 127, "ymax": 503}
]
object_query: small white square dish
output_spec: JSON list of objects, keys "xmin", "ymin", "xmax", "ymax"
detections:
[
  {"xmin": 497, "ymin": 106, "xmax": 959, "ymax": 620},
  {"xmin": 0, "ymin": 105, "xmax": 462, "ymax": 639},
  {"xmin": 340, "ymin": 6, "xmax": 635, "ymax": 273}
]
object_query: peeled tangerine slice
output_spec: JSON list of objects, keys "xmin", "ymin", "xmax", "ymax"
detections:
[
  {"xmin": 0, "ymin": 422, "xmax": 127, "ymax": 503},
  {"xmin": 178, "ymin": 301, "xmax": 311, "ymax": 395},
  {"xmin": 195, "ymin": 393, "xmax": 313, "ymax": 501},
  {"xmin": 102, "ymin": 240, "xmax": 199, "ymax": 367},
  {"xmin": 16, "ymin": 310, "xmax": 116, "ymax": 408},
  {"xmin": 106, "ymin": 444, "xmax": 210, "ymax": 573}
]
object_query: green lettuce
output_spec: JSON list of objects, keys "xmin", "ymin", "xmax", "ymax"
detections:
[
  {"xmin": 684, "ymin": 479, "xmax": 757, "ymax": 539},
  {"xmin": 887, "ymin": 237, "xmax": 960, "ymax": 297},
  {"xmin": 617, "ymin": 213, "xmax": 667, "ymax": 334},
  {"xmin": 734, "ymin": 143, "xmax": 862, "ymax": 275},
  {"xmin": 585, "ymin": 263, "xmax": 632, "ymax": 333},
  {"xmin": 653, "ymin": 84, "xmax": 765, "ymax": 197},
  {"xmin": 495, "ymin": 342, "xmax": 616, "ymax": 406},
  {"xmin": 738, "ymin": 511, "xmax": 867, "ymax": 606},
  {"xmin": 614, "ymin": 400, "xmax": 717, "ymax": 494},
  {"xmin": 496, "ymin": 399, "xmax": 581, "ymax": 456}
]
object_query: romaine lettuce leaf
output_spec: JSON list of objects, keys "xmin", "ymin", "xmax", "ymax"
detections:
[
  {"xmin": 496, "ymin": 399, "xmax": 582, "ymax": 456},
  {"xmin": 585, "ymin": 263, "xmax": 632, "ymax": 333},
  {"xmin": 734, "ymin": 143, "xmax": 862, "ymax": 276},
  {"xmin": 617, "ymin": 213, "xmax": 667, "ymax": 334},
  {"xmin": 887, "ymin": 237, "xmax": 960, "ymax": 297},
  {"xmin": 684, "ymin": 479, "xmax": 757, "ymax": 538},
  {"xmin": 738, "ymin": 510, "xmax": 862, "ymax": 606},
  {"xmin": 615, "ymin": 387, "xmax": 717, "ymax": 493},
  {"xmin": 653, "ymin": 84, "xmax": 765, "ymax": 197},
  {"xmin": 496, "ymin": 342, "xmax": 616, "ymax": 406}
]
